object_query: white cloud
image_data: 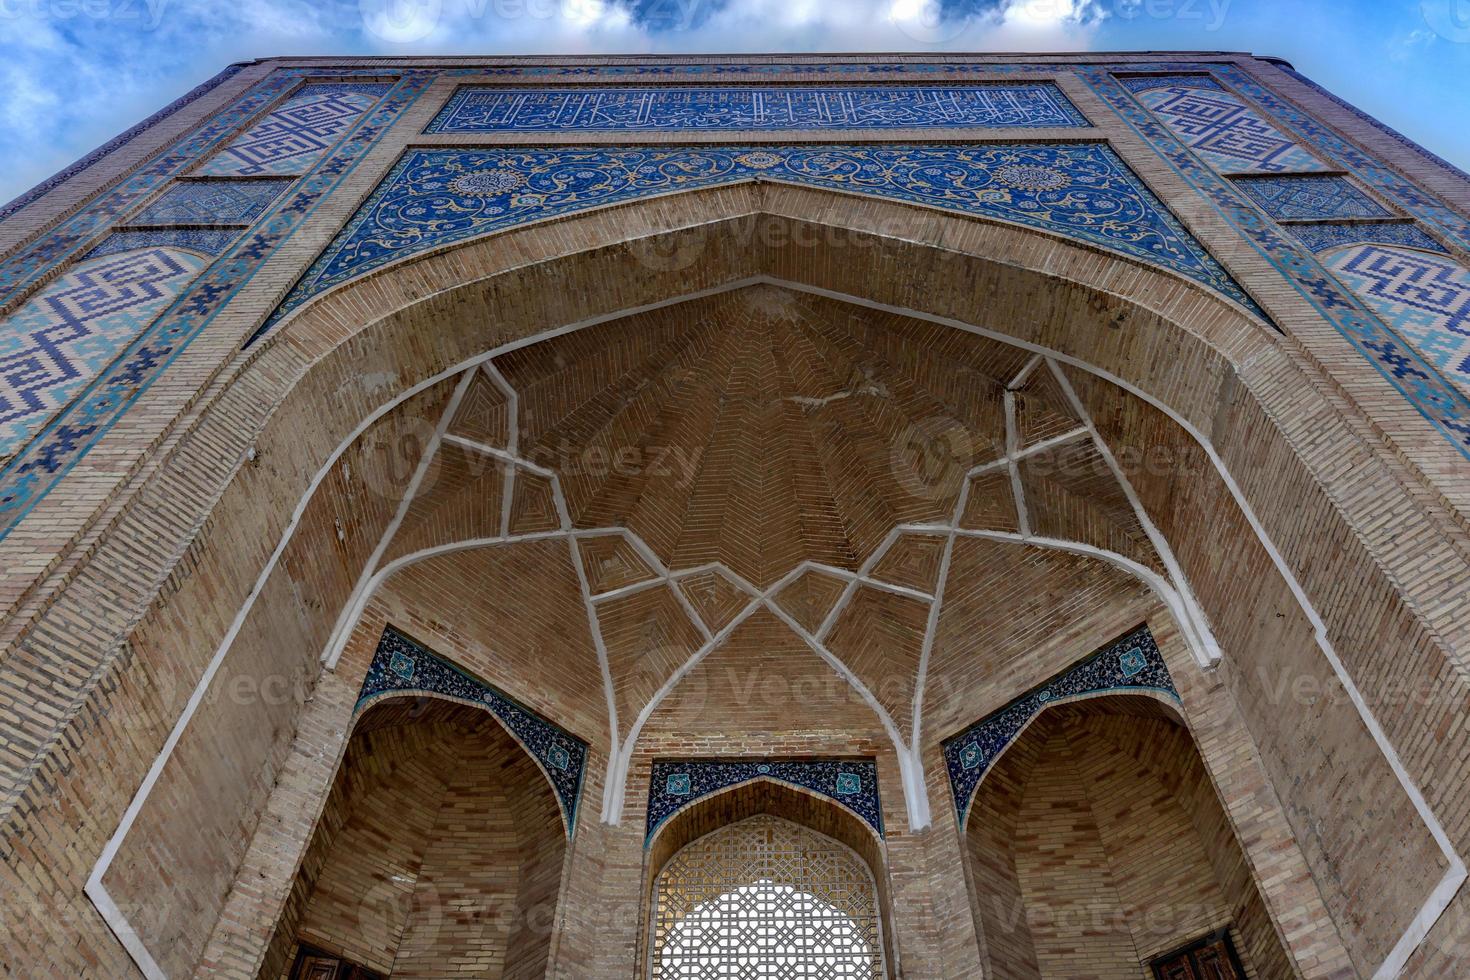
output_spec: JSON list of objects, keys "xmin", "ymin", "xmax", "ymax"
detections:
[{"xmin": 0, "ymin": 0, "xmax": 1111, "ymax": 204}]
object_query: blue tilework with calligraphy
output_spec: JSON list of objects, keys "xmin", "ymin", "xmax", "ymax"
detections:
[
  {"xmin": 1233, "ymin": 175, "xmax": 1391, "ymax": 221},
  {"xmin": 1130, "ymin": 78, "xmax": 1328, "ymax": 175},
  {"xmin": 426, "ymin": 84, "xmax": 1089, "ymax": 133},
  {"xmin": 360, "ymin": 626, "xmax": 589, "ymax": 836},
  {"xmin": 132, "ymin": 179, "xmax": 295, "ymax": 226},
  {"xmin": 1289, "ymin": 221, "xmax": 1448, "ymax": 256},
  {"xmin": 942, "ymin": 624, "xmax": 1176, "ymax": 822},
  {"xmin": 261, "ymin": 142, "xmax": 1261, "ymax": 334},
  {"xmin": 8, "ymin": 60, "xmax": 1470, "ymax": 542},
  {"xmin": 196, "ymin": 83, "xmax": 392, "ymax": 177},
  {"xmin": 1, "ymin": 248, "xmax": 208, "ymax": 456},
  {"xmin": 646, "ymin": 758, "xmax": 883, "ymax": 843},
  {"xmin": 1322, "ymin": 245, "xmax": 1470, "ymax": 399}
]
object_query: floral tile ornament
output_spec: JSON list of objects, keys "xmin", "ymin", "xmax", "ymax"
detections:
[
  {"xmin": 359, "ymin": 626, "xmax": 589, "ymax": 837},
  {"xmin": 261, "ymin": 141, "xmax": 1262, "ymax": 334},
  {"xmin": 1233, "ymin": 175, "xmax": 1391, "ymax": 221},
  {"xmin": 646, "ymin": 758, "xmax": 883, "ymax": 842},
  {"xmin": 942, "ymin": 624, "xmax": 1177, "ymax": 823}
]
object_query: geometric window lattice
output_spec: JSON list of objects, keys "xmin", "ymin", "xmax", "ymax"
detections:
[
  {"xmin": 651, "ymin": 815, "xmax": 886, "ymax": 979},
  {"xmin": 0, "ymin": 247, "xmax": 207, "ymax": 457},
  {"xmin": 1125, "ymin": 75, "xmax": 1330, "ymax": 174},
  {"xmin": 1321, "ymin": 244, "xmax": 1470, "ymax": 399},
  {"xmin": 131, "ymin": 178, "xmax": 294, "ymax": 225},
  {"xmin": 195, "ymin": 83, "xmax": 391, "ymax": 177},
  {"xmin": 1233, "ymin": 175, "xmax": 1391, "ymax": 221},
  {"xmin": 426, "ymin": 84, "xmax": 1089, "ymax": 133}
]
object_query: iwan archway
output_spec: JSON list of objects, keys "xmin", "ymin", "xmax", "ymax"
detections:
[{"xmin": 3, "ymin": 180, "xmax": 1465, "ymax": 980}]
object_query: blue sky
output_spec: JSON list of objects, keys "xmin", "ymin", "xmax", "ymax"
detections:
[{"xmin": 1, "ymin": 0, "xmax": 1467, "ymax": 206}]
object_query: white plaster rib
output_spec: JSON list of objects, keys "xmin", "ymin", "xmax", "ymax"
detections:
[
  {"xmin": 1045, "ymin": 358, "xmax": 1221, "ymax": 667},
  {"xmin": 1002, "ymin": 389, "xmax": 1031, "ymax": 537},
  {"xmin": 320, "ymin": 369, "xmax": 475, "ymax": 669},
  {"xmin": 88, "ymin": 275, "xmax": 1464, "ymax": 978}
]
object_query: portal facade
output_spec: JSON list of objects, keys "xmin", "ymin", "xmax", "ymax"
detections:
[{"xmin": 0, "ymin": 53, "xmax": 1468, "ymax": 979}]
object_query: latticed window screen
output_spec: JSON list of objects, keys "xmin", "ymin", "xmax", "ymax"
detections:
[{"xmin": 650, "ymin": 815, "xmax": 885, "ymax": 979}]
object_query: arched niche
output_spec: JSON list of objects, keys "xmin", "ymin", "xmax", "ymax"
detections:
[
  {"xmin": 959, "ymin": 693, "xmax": 1292, "ymax": 980},
  {"xmin": 27, "ymin": 188, "xmax": 1462, "ymax": 978},
  {"xmin": 261, "ymin": 696, "xmax": 569, "ymax": 980},
  {"xmin": 642, "ymin": 779, "xmax": 894, "ymax": 979}
]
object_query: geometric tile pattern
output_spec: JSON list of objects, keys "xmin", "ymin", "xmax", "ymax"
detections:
[
  {"xmin": 1200, "ymin": 66, "xmax": 1470, "ymax": 259},
  {"xmin": 1289, "ymin": 221, "xmax": 1449, "ymax": 256},
  {"xmin": 1283, "ymin": 65, "xmax": 1470, "ymax": 185},
  {"xmin": 1128, "ymin": 76, "xmax": 1330, "ymax": 174},
  {"xmin": 426, "ymin": 84, "xmax": 1089, "ymax": 133},
  {"xmin": 647, "ymin": 758, "xmax": 883, "ymax": 842},
  {"xmin": 1233, "ymin": 175, "xmax": 1391, "ymax": 221},
  {"xmin": 0, "ymin": 64, "xmax": 246, "ymax": 224},
  {"xmin": 131, "ymin": 179, "xmax": 294, "ymax": 225},
  {"xmin": 196, "ymin": 83, "xmax": 391, "ymax": 177},
  {"xmin": 941, "ymin": 624, "xmax": 1177, "ymax": 822},
  {"xmin": 1322, "ymin": 245, "xmax": 1470, "ymax": 398},
  {"xmin": 358, "ymin": 625, "xmax": 589, "ymax": 837},
  {"xmin": 264, "ymin": 141, "xmax": 1261, "ymax": 332},
  {"xmin": 0, "ymin": 248, "xmax": 206, "ymax": 456},
  {"xmin": 651, "ymin": 815, "xmax": 883, "ymax": 979},
  {"xmin": 1088, "ymin": 66, "xmax": 1470, "ymax": 456},
  {"xmin": 0, "ymin": 68, "xmax": 301, "ymax": 301},
  {"xmin": 0, "ymin": 71, "xmax": 435, "ymax": 537}
]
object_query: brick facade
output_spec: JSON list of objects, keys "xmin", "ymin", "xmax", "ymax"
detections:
[{"xmin": 0, "ymin": 52, "xmax": 1467, "ymax": 979}]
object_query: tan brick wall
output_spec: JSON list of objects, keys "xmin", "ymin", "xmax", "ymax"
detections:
[
  {"xmin": 968, "ymin": 700, "xmax": 1278, "ymax": 979},
  {"xmin": 275, "ymin": 699, "xmax": 564, "ymax": 979},
  {"xmin": 0, "ymin": 53, "xmax": 1466, "ymax": 979}
]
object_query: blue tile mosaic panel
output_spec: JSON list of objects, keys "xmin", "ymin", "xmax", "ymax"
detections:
[
  {"xmin": 6, "ymin": 60, "xmax": 1470, "ymax": 543},
  {"xmin": 0, "ymin": 64, "xmax": 245, "ymax": 224},
  {"xmin": 1126, "ymin": 75, "xmax": 1329, "ymax": 174},
  {"xmin": 131, "ymin": 179, "xmax": 294, "ymax": 226},
  {"xmin": 1233, "ymin": 175, "xmax": 1391, "ymax": 221},
  {"xmin": 261, "ymin": 141, "xmax": 1260, "ymax": 334},
  {"xmin": 942, "ymin": 624, "xmax": 1177, "ymax": 823},
  {"xmin": 360, "ymin": 625, "xmax": 589, "ymax": 837},
  {"xmin": 84, "ymin": 229, "xmax": 241, "ymax": 259},
  {"xmin": 1085, "ymin": 65, "xmax": 1470, "ymax": 458},
  {"xmin": 1322, "ymin": 245, "xmax": 1470, "ymax": 399},
  {"xmin": 1, "ymin": 248, "xmax": 208, "ymax": 456},
  {"xmin": 426, "ymin": 84, "xmax": 1089, "ymax": 133},
  {"xmin": 646, "ymin": 758, "xmax": 883, "ymax": 842},
  {"xmin": 1289, "ymin": 221, "xmax": 1448, "ymax": 256},
  {"xmin": 196, "ymin": 83, "xmax": 393, "ymax": 177},
  {"xmin": 0, "ymin": 71, "xmax": 437, "ymax": 538}
]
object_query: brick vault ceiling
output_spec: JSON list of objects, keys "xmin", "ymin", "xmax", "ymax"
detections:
[
  {"xmin": 406, "ymin": 283, "xmax": 1156, "ymax": 589},
  {"xmin": 345, "ymin": 281, "xmax": 1195, "ymax": 794}
]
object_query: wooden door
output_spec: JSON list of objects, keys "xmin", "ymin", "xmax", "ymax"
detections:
[
  {"xmin": 288, "ymin": 944, "xmax": 385, "ymax": 980},
  {"xmin": 1150, "ymin": 931, "xmax": 1247, "ymax": 980}
]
